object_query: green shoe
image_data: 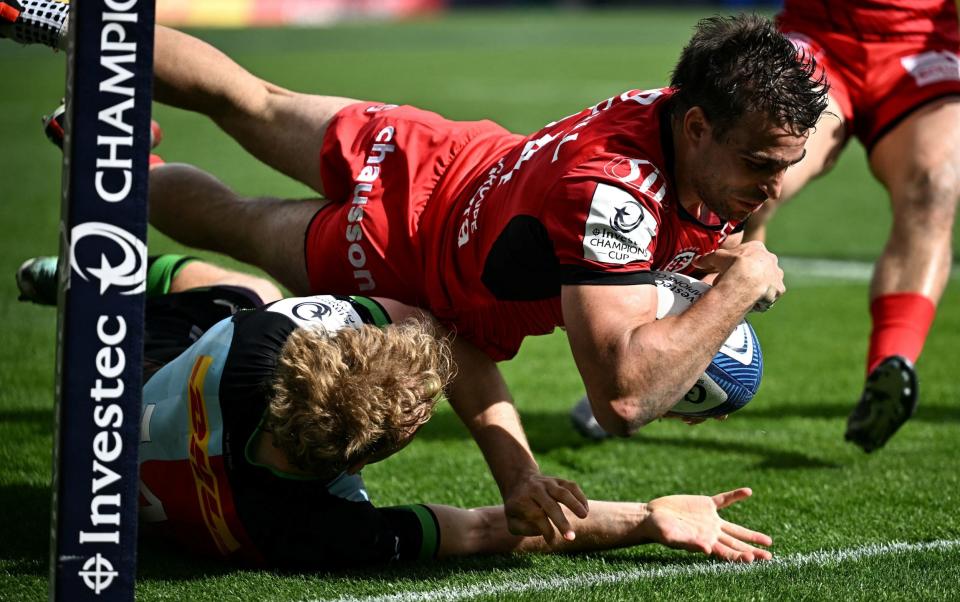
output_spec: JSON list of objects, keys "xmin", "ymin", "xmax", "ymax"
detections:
[{"xmin": 16, "ymin": 255, "xmax": 59, "ymax": 305}]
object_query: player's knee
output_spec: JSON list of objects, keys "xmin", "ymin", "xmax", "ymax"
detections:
[{"xmin": 893, "ymin": 163, "xmax": 960, "ymax": 225}]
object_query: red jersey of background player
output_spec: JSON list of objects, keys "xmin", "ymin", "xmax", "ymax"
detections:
[
  {"xmin": 421, "ymin": 88, "xmax": 744, "ymax": 360},
  {"xmin": 779, "ymin": 0, "xmax": 959, "ymax": 40}
]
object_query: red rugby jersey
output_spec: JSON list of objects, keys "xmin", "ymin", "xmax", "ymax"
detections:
[
  {"xmin": 422, "ymin": 88, "xmax": 743, "ymax": 360},
  {"xmin": 779, "ymin": 0, "xmax": 959, "ymax": 40}
]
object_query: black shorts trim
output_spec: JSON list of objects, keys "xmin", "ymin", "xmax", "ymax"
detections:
[{"xmin": 867, "ymin": 93, "xmax": 960, "ymax": 153}]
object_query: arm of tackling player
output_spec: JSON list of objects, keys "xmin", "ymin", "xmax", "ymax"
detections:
[
  {"xmin": 426, "ymin": 487, "xmax": 772, "ymax": 562},
  {"xmin": 374, "ymin": 298, "xmax": 590, "ymax": 543}
]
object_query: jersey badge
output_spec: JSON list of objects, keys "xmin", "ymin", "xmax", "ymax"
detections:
[
  {"xmin": 901, "ymin": 50, "xmax": 960, "ymax": 87},
  {"xmin": 663, "ymin": 249, "xmax": 699, "ymax": 273},
  {"xmin": 267, "ymin": 296, "xmax": 364, "ymax": 332},
  {"xmin": 583, "ymin": 183, "xmax": 658, "ymax": 265}
]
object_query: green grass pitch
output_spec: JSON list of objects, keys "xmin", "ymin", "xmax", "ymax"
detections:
[{"xmin": 1, "ymin": 8, "xmax": 959, "ymax": 601}]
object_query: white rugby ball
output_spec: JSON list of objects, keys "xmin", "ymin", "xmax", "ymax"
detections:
[{"xmin": 652, "ymin": 271, "xmax": 763, "ymax": 417}]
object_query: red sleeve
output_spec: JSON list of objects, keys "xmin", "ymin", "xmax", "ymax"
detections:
[{"xmin": 545, "ymin": 153, "xmax": 665, "ymax": 286}]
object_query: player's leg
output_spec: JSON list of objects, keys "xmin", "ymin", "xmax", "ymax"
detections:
[
  {"xmin": 845, "ymin": 97, "xmax": 960, "ymax": 451},
  {"xmin": 1, "ymin": 4, "xmax": 359, "ymax": 195},
  {"xmin": 152, "ymin": 26, "xmax": 358, "ymax": 195},
  {"xmin": 165, "ymin": 259, "xmax": 282, "ymax": 303},
  {"xmin": 16, "ymin": 252, "xmax": 282, "ymax": 305},
  {"xmin": 743, "ymin": 94, "xmax": 848, "ymax": 242},
  {"xmin": 149, "ymin": 163, "xmax": 326, "ymax": 296}
]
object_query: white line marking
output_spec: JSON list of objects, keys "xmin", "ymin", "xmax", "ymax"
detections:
[
  {"xmin": 780, "ymin": 256, "xmax": 959, "ymax": 283},
  {"xmin": 317, "ymin": 539, "xmax": 960, "ymax": 602}
]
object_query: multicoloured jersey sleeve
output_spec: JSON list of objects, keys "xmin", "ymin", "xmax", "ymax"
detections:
[
  {"xmin": 234, "ymin": 480, "xmax": 441, "ymax": 568},
  {"xmin": 545, "ymin": 153, "xmax": 665, "ymax": 286}
]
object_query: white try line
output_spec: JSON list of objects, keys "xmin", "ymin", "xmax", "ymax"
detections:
[{"xmin": 318, "ymin": 539, "xmax": 960, "ymax": 602}]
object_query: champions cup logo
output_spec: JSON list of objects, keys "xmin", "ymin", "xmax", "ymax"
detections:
[
  {"xmin": 292, "ymin": 301, "xmax": 333, "ymax": 322},
  {"xmin": 603, "ymin": 157, "xmax": 667, "ymax": 203},
  {"xmin": 610, "ymin": 201, "xmax": 645, "ymax": 234},
  {"xmin": 69, "ymin": 222, "xmax": 147, "ymax": 295}
]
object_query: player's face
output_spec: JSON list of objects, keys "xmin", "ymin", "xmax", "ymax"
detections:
[{"xmin": 690, "ymin": 112, "xmax": 808, "ymax": 222}]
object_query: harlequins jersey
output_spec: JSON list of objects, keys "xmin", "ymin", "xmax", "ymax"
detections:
[{"xmin": 138, "ymin": 292, "xmax": 440, "ymax": 568}]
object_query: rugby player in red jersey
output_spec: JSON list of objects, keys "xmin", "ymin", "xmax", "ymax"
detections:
[
  {"xmin": 743, "ymin": 0, "xmax": 960, "ymax": 452},
  {"xmin": 1, "ymin": 9, "xmax": 826, "ymax": 542}
]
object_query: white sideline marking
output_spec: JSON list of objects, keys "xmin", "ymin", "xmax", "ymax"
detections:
[{"xmin": 320, "ymin": 539, "xmax": 960, "ymax": 602}]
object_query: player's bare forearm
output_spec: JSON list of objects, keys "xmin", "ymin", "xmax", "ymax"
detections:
[
  {"xmin": 621, "ymin": 289, "xmax": 752, "ymax": 430},
  {"xmin": 564, "ymin": 243, "xmax": 782, "ymax": 435},
  {"xmin": 429, "ymin": 501, "xmax": 648, "ymax": 556},
  {"xmin": 620, "ymin": 284, "xmax": 755, "ymax": 422},
  {"xmin": 446, "ymin": 338, "xmax": 589, "ymax": 539},
  {"xmin": 428, "ymin": 489, "xmax": 772, "ymax": 562},
  {"xmin": 446, "ymin": 338, "xmax": 539, "ymax": 491}
]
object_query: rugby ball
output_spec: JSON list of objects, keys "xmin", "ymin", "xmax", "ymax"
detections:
[{"xmin": 652, "ymin": 271, "xmax": 763, "ymax": 417}]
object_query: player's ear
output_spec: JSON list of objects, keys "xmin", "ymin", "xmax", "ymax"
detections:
[{"xmin": 682, "ymin": 106, "xmax": 712, "ymax": 146}]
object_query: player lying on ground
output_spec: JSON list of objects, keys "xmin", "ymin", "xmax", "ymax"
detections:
[
  {"xmin": 16, "ymin": 255, "xmax": 773, "ymax": 567},
  {"xmin": 741, "ymin": 0, "xmax": 960, "ymax": 452},
  {"xmin": 1, "ymin": 7, "xmax": 825, "ymax": 542}
]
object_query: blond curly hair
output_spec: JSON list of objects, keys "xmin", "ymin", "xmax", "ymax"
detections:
[{"xmin": 265, "ymin": 320, "xmax": 454, "ymax": 477}]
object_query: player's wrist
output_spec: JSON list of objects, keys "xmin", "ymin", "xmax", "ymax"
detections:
[
  {"xmin": 633, "ymin": 502, "xmax": 657, "ymax": 543},
  {"xmin": 498, "ymin": 464, "xmax": 542, "ymax": 497},
  {"xmin": 709, "ymin": 273, "xmax": 768, "ymax": 314}
]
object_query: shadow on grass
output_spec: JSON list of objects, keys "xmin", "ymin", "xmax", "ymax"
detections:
[
  {"xmin": 0, "ymin": 483, "xmax": 50, "ymax": 577},
  {"xmin": 137, "ymin": 535, "xmax": 534, "ymax": 583},
  {"xmin": 629, "ymin": 434, "xmax": 840, "ymax": 470},
  {"xmin": 418, "ymin": 410, "xmax": 840, "ymax": 470},
  {"xmin": 734, "ymin": 402, "xmax": 960, "ymax": 423},
  {"xmin": 0, "ymin": 407, "xmax": 54, "ymax": 435},
  {"xmin": 0, "ymin": 481, "xmax": 535, "ymax": 583},
  {"xmin": 418, "ymin": 408, "xmax": 592, "ymax": 449}
]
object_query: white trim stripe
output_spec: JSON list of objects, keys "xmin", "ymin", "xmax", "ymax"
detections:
[{"xmin": 319, "ymin": 539, "xmax": 960, "ymax": 602}]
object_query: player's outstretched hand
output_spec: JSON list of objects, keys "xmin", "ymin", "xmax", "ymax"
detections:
[
  {"xmin": 504, "ymin": 473, "xmax": 589, "ymax": 542},
  {"xmin": 640, "ymin": 487, "xmax": 772, "ymax": 563}
]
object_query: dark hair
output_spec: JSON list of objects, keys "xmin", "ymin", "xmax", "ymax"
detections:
[{"xmin": 670, "ymin": 14, "xmax": 828, "ymax": 137}]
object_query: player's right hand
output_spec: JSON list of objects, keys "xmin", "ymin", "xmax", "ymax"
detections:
[
  {"xmin": 504, "ymin": 473, "xmax": 589, "ymax": 543},
  {"xmin": 694, "ymin": 241, "xmax": 785, "ymax": 310},
  {"xmin": 640, "ymin": 487, "xmax": 773, "ymax": 563}
]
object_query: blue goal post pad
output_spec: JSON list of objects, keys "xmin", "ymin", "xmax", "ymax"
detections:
[{"xmin": 50, "ymin": 0, "xmax": 156, "ymax": 599}]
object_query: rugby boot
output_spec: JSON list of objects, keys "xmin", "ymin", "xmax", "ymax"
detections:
[
  {"xmin": 0, "ymin": 0, "xmax": 68, "ymax": 50},
  {"xmin": 570, "ymin": 395, "xmax": 611, "ymax": 440},
  {"xmin": 43, "ymin": 100, "xmax": 164, "ymax": 151},
  {"xmin": 845, "ymin": 356, "xmax": 918, "ymax": 453},
  {"xmin": 16, "ymin": 255, "xmax": 59, "ymax": 306}
]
